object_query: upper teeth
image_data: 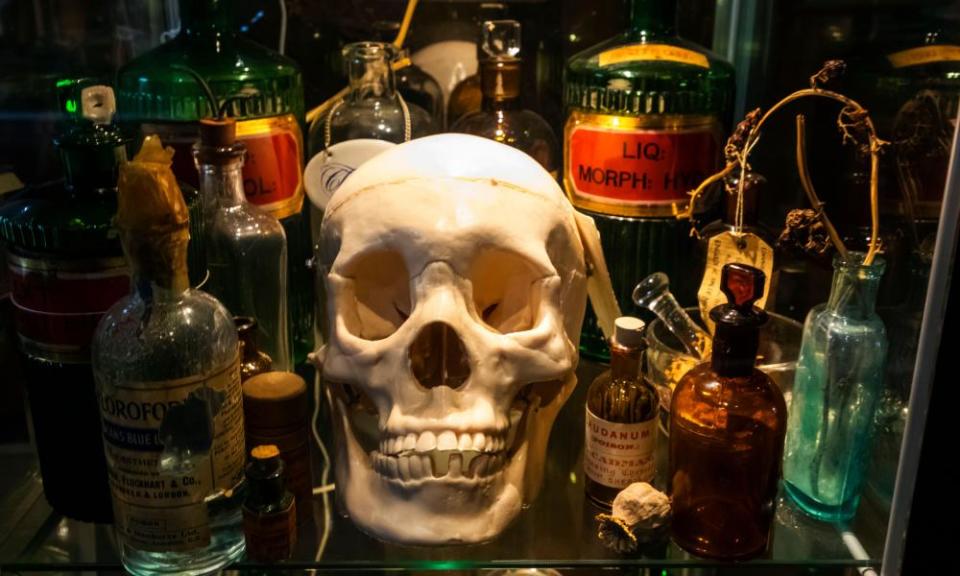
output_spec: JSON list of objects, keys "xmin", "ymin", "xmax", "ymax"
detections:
[{"xmin": 379, "ymin": 431, "xmax": 505, "ymax": 456}]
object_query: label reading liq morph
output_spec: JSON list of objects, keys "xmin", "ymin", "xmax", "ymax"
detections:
[
  {"xmin": 98, "ymin": 357, "xmax": 245, "ymax": 553},
  {"xmin": 565, "ymin": 114, "xmax": 720, "ymax": 215},
  {"xmin": 584, "ymin": 408, "xmax": 657, "ymax": 489}
]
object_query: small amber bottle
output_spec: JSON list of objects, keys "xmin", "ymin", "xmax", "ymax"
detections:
[
  {"xmin": 236, "ymin": 316, "xmax": 273, "ymax": 382},
  {"xmin": 584, "ymin": 316, "xmax": 659, "ymax": 507},
  {"xmin": 242, "ymin": 445, "xmax": 297, "ymax": 562},
  {"xmin": 669, "ymin": 263, "xmax": 787, "ymax": 560}
]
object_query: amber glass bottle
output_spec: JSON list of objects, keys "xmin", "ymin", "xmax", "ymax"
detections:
[
  {"xmin": 584, "ymin": 317, "xmax": 659, "ymax": 507},
  {"xmin": 236, "ymin": 316, "xmax": 273, "ymax": 382},
  {"xmin": 669, "ymin": 263, "xmax": 786, "ymax": 560}
]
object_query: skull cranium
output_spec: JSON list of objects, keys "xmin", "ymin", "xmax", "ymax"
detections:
[{"xmin": 314, "ymin": 134, "xmax": 587, "ymax": 544}]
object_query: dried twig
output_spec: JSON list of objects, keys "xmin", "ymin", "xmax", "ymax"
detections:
[{"xmin": 795, "ymin": 115, "xmax": 848, "ymax": 259}]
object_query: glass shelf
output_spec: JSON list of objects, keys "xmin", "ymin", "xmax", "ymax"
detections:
[{"xmin": 0, "ymin": 361, "xmax": 886, "ymax": 574}]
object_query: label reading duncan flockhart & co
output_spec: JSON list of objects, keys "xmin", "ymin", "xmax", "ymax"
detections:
[
  {"xmin": 98, "ymin": 357, "xmax": 245, "ymax": 552},
  {"xmin": 584, "ymin": 408, "xmax": 657, "ymax": 489}
]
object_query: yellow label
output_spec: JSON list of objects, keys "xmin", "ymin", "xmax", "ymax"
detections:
[
  {"xmin": 584, "ymin": 407, "xmax": 657, "ymax": 488},
  {"xmin": 888, "ymin": 45, "xmax": 960, "ymax": 68},
  {"xmin": 598, "ymin": 43, "xmax": 710, "ymax": 69},
  {"xmin": 698, "ymin": 231, "xmax": 774, "ymax": 334},
  {"xmin": 99, "ymin": 356, "xmax": 245, "ymax": 553}
]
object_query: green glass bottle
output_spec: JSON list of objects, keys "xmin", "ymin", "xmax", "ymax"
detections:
[
  {"xmin": 116, "ymin": 0, "xmax": 313, "ymax": 363},
  {"xmin": 0, "ymin": 80, "xmax": 129, "ymax": 523},
  {"xmin": 563, "ymin": 0, "xmax": 734, "ymax": 359}
]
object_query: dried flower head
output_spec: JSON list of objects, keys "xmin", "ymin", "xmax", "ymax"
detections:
[
  {"xmin": 778, "ymin": 208, "xmax": 834, "ymax": 258},
  {"xmin": 811, "ymin": 60, "xmax": 847, "ymax": 88},
  {"xmin": 725, "ymin": 108, "xmax": 762, "ymax": 165}
]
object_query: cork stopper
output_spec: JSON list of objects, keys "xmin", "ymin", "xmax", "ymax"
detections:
[
  {"xmin": 194, "ymin": 117, "xmax": 244, "ymax": 165},
  {"xmin": 117, "ymin": 135, "xmax": 190, "ymax": 291},
  {"xmin": 251, "ymin": 444, "xmax": 281, "ymax": 460},
  {"xmin": 613, "ymin": 316, "xmax": 646, "ymax": 348},
  {"xmin": 243, "ymin": 372, "xmax": 309, "ymax": 432}
]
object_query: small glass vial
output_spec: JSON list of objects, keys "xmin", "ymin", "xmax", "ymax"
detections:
[
  {"xmin": 196, "ymin": 117, "xmax": 292, "ymax": 371},
  {"xmin": 669, "ymin": 263, "xmax": 787, "ymax": 560},
  {"xmin": 235, "ymin": 316, "xmax": 272, "ymax": 382},
  {"xmin": 242, "ymin": 445, "xmax": 297, "ymax": 563},
  {"xmin": 584, "ymin": 316, "xmax": 659, "ymax": 507},
  {"xmin": 451, "ymin": 20, "xmax": 558, "ymax": 173}
]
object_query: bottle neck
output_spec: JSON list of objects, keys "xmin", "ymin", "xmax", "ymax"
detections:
[
  {"xmin": 199, "ymin": 160, "xmax": 247, "ymax": 208},
  {"xmin": 60, "ymin": 142, "xmax": 127, "ymax": 193},
  {"xmin": 126, "ymin": 232, "xmax": 191, "ymax": 298},
  {"xmin": 610, "ymin": 341, "xmax": 642, "ymax": 381},
  {"xmin": 826, "ymin": 257, "xmax": 884, "ymax": 320},
  {"xmin": 239, "ymin": 327, "xmax": 260, "ymax": 362},
  {"xmin": 481, "ymin": 59, "xmax": 522, "ymax": 111},
  {"xmin": 246, "ymin": 457, "xmax": 288, "ymax": 509},
  {"xmin": 179, "ymin": 0, "xmax": 234, "ymax": 37},
  {"xmin": 347, "ymin": 55, "xmax": 397, "ymax": 102},
  {"xmin": 710, "ymin": 322, "xmax": 759, "ymax": 378},
  {"xmin": 629, "ymin": 0, "xmax": 678, "ymax": 36}
]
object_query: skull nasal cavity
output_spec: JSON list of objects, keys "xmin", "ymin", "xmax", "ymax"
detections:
[{"xmin": 408, "ymin": 322, "xmax": 471, "ymax": 390}]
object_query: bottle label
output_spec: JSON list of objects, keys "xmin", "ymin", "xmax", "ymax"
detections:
[
  {"xmin": 564, "ymin": 112, "xmax": 721, "ymax": 217},
  {"xmin": 142, "ymin": 114, "xmax": 304, "ymax": 220},
  {"xmin": 7, "ymin": 254, "xmax": 129, "ymax": 362},
  {"xmin": 697, "ymin": 231, "xmax": 774, "ymax": 334},
  {"xmin": 243, "ymin": 501, "xmax": 297, "ymax": 562},
  {"xmin": 584, "ymin": 407, "xmax": 657, "ymax": 489},
  {"xmin": 888, "ymin": 45, "xmax": 960, "ymax": 68},
  {"xmin": 598, "ymin": 43, "xmax": 710, "ymax": 69},
  {"xmin": 98, "ymin": 356, "xmax": 246, "ymax": 553}
]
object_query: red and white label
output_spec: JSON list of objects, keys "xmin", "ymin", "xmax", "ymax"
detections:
[
  {"xmin": 8, "ymin": 255, "xmax": 129, "ymax": 359},
  {"xmin": 567, "ymin": 124, "xmax": 719, "ymax": 206},
  {"xmin": 584, "ymin": 408, "xmax": 657, "ymax": 489}
]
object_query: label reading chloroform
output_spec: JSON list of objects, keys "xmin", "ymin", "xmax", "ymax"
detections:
[
  {"xmin": 584, "ymin": 408, "xmax": 657, "ymax": 488},
  {"xmin": 98, "ymin": 357, "xmax": 245, "ymax": 552}
]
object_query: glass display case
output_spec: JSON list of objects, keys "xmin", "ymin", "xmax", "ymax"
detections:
[{"xmin": 0, "ymin": 0, "xmax": 955, "ymax": 574}]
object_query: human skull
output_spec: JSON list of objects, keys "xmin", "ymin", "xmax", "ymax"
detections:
[{"xmin": 314, "ymin": 134, "xmax": 588, "ymax": 545}]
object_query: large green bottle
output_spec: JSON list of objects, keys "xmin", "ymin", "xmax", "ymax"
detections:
[
  {"xmin": 116, "ymin": 0, "xmax": 312, "ymax": 362},
  {"xmin": 563, "ymin": 0, "xmax": 734, "ymax": 358}
]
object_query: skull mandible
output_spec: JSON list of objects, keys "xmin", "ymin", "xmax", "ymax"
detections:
[{"xmin": 314, "ymin": 134, "xmax": 588, "ymax": 545}]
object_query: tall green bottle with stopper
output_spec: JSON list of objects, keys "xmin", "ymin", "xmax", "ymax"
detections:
[
  {"xmin": 116, "ymin": 0, "xmax": 313, "ymax": 363},
  {"xmin": 563, "ymin": 0, "xmax": 734, "ymax": 358}
]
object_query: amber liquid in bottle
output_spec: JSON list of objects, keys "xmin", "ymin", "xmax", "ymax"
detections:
[
  {"xmin": 669, "ymin": 263, "xmax": 787, "ymax": 560},
  {"xmin": 584, "ymin": 317, "xmax": 659, "ymax": 507}
]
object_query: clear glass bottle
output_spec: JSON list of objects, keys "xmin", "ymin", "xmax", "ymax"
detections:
[
  {"xmin": 116, "ymin": 0, "xmax": 313, "ymax": 365},
  {"xmin": 563, "ymin": 0, "xmax": 734, "ymax": 358},
  {"xmin": 196, "ymin": 118, "xmax": 291, "ymax": 372},
  {"xmin": 584, "ymin": 317, "xmax": 659, "ymax": 508},
  {"xmin": 92, "ymin": 135, "xmax": 246, "ymax": 574},
  {"xmin": 783, "ymin": 252, "xmax": 888, "ymax": 522},
  {"xmin": 309, "ymin": 42, "xmax": 435, "ymax": 156},
  {"xmin": 451, "ymin": 20, "xmax": 559, "ymax": 174},
  {"xmin": 670, "ymin": 263, "xmax": 787, "ymax": 560}
]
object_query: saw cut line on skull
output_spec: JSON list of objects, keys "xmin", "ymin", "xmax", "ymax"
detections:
[{"xmin": 313, "ymin": 134, "xmax": 589, "ymax": 545}]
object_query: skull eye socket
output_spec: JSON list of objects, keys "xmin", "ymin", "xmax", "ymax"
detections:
[
  {"xmin": 341, "ymin": 249, "xmax": 411, "ymax": 340},
  {"xmin": 470, "ymin": 248, "xmax": 543, "ymax": 334}
]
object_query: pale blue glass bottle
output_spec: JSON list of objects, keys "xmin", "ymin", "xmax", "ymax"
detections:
[{"xmin": 782, "ymin": 252, "xmax": 888, "ymax": 522}]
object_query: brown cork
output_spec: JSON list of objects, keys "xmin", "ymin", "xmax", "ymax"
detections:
[{"xmin": 195, "ymin": 118, "xmax": 243, "ymax": 165}]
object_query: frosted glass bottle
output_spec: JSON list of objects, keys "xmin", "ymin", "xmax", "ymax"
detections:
[{"xmin": 783, "ymin": 252, "xmax": 888, "ymax": 521}]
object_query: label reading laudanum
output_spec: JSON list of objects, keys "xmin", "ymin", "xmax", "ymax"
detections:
[
  {"xmin": 584, "ymin": 408, "xmax": 657, "ymax": 489},
  {"xmin": 142, "ymin": 114, "xmax": 304, "ymax": 220},
  {"xmin": 99, "ymin": 357, "xmax": 245, "ymax": 553},
  {"xmin": 564, "ymin": 112, "xmax": 720, "ymax": 217}
]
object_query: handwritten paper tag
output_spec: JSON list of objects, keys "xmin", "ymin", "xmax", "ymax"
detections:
[{"xmin": 698, "ymin": 231, "xmax": 774, "ymax": 334}]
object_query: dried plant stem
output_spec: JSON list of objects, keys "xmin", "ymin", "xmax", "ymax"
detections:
[
  {"xmin": 795, "ymin": 115, "xmax": 848, "ymax": 260},
  {"xmin": 680, "ymin": 78, "xmax": 885, "ymax": 265}
]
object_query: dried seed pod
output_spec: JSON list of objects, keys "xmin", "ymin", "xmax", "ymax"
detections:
[{"xmin": 596, "ymin": 482, "xmax": 672, "ymax": 553}]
